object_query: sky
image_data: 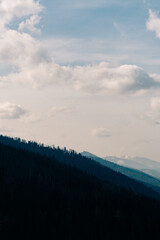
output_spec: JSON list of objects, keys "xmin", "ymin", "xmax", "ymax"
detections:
[{"xmin": 1, "ymin": 0, "xmax": 160, "ymax": 161}]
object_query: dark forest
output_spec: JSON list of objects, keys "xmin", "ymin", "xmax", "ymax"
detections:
[{"xmin": 0, "ymin": 135, "xmax": 160, "ymax": 239}]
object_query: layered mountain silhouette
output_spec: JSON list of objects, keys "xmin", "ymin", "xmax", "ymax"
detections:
[
  {"xmin": 81, "ymin": 151, "xmax": 160, "ymax": 193},
  {"xmin": 104, "ymin": 155, "xmax": 160, "ymax": 179},
  {"xmin": 0, "ymin": 135, "xmax": 159, "ymax": 199},
  {"xmin": 0, "ymin": 135, "xmax": 160, "ymax": 239}
]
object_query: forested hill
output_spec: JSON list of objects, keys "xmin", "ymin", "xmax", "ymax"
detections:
[
  {"xmin": 0, "ymin": 135, "xmax": 160, "ymax": 200},
  {"xmin": 0, "ymin": 138, "xmax": 160, "ymax": 239}
]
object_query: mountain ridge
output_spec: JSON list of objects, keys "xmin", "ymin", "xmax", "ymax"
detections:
[
  {"xmin": 0, "ymin": 137, "xmax": 160, "ymax": 239},
  {"xmin": 0, "ymin": 135, "xmax": 160, "ymax": 200},
  {"xmin": 81, "ymin": 151, "xmax": 160, "ymax": 193},
  {"xmin": 103, "ymin": 155, "xmax": 160, "ymax": 179}
]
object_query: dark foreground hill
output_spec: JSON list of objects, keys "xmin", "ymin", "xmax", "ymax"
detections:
[
  {"xmin": 0, "ymin": 135, "xmax": 159, "ymax": 199},
  {"xmin": 0, "ymin": 136, "xmax": 160, "ymax": 239}
]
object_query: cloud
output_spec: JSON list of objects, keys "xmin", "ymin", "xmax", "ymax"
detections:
[
  {"xmin": 0, "ymin": 0, "xmax": 46, "ymax": 80},
  {"xmin": 91, "ymin": 128, "xmax": 111, "ymax": 138},
  {"xmin": 0, "ymin": 0, "xmax": 43, "ymax": 29},
  {"xmin": 146, "ymin": 9, "xmax": 160, "ymax": 38},
  {"xmin": 2, "ymin": 59, "xmax": 159, "ymax": 94},
  {"xmin": 0, "ymin": 102, "xmax": 27, "ymax": 119},
  {"xmin": 18, "ymin": 14, "xmax": 41, "ymax": 34},
  {"xmin": 0, "ymin": 29, "xmax": 49, "ymax": 67},
  {"xmin": 0, "ymin": 35, "xmax": 157, "ymax": 93},
  {"xmin": 0, "ymin": 0, "xmax": 159, "ymax": 96},
  {"xmin": 2, "ymin": 61, "xmax": 72, "ymax": 88},
  {"xmin": 72, "ymin": 63, "xmax": 158, "ymax": 95}
]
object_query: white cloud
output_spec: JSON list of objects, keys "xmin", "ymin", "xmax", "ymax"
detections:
[
  {"xmin": 1, "ymin": 59, "xmax": 159, "ymax": 94},
  {"xmin": 91, "ymin": 128, "xmax": 111, "ymax": 138},
  {"xmin": 0, "ymin": 102, "xmax": 27, "ymax": 119},
  {"xmin": 146, "ymin": 9, "xmax": 160, "ymax": 38},
  {"xmin": 0, "ymin": 0, "xmax": 46, "ymax": 82},
  {"xmin": 18, "ymin": 14, "xmax": 41, "ymax": 34},
  {"xmin": 0, "ymin": 0, "xmax": 43, "ymax": 29},
  {"xmin": 0, "ymin": 29, "xmax": 50, "ymax": 66},
  {"xmin": 0, "ymin": 1, "xmax": 159, "ymax": 96},
  {"xmin": 72, "ymin": 63, "xmax": 157, "ymax": 95},
  {"xmin": 2, "ymin": 62, "xmax": 72, "ymax": 88},
  {"xmin": 0, "ymin": 24, "xmax": 158, "ymax": 94}
]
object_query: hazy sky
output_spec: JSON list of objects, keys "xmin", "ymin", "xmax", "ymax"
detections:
[{"xmin": 1, "ymin": 0, "xmax": 160, "ymax": 161}]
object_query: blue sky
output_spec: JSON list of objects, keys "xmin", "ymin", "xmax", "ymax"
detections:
[
  {"xmin": 0, "ymin": 0, "xmax": 160, "ymax": 161},
  {"xmin": 42, "ymin": 0, "xmax": 149, "ymax": 38},
  {"xmin": 40, "ymin": 0, "xmax": 160, "ymax": 72}
]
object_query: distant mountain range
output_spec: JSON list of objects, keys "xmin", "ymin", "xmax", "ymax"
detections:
[
  {"xmin": 81, "ymin": 151, "xmax": 160, "ymax": 193},
  {"xmin": 104, "ymin": 155, "xmax": 160, "ymax": 179}
]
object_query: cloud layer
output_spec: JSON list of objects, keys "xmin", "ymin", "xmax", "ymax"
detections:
[
  {"xmin": 0, "ymin": 102, "xmax": 27, "ymax": 119},
  {"xmin": 0, "ymin": 1, "xmax": 159, "ymax": 96}
]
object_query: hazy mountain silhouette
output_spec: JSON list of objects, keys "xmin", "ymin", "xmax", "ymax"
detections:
[
  {"xmin": 104, "ymin": 155, "xmax": 160, "ymax": 179},
  {"xmin": 81, "ymin": 151, "xmax": 160, "ymax": 193},
  {"xmin": 0, "ymin": 135, "xmax": 159, "ymax": 199}
]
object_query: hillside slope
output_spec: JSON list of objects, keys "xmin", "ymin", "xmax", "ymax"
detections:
[
  {"xmin": 81, "ymin": 151, "xmax": 160, "ymax": 193},
  {"xmin": 0, "ymin": 135, "xmax": 159, "ymax": 199},
  {"xmin": 0, "ymin": 138, "xmax": 160, "ymax": 239}
]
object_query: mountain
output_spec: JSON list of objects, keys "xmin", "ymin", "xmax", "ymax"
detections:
[
  {"xmin": 104, "ymin": 155, "xmax": 160, "ymax": 179},
  {"xmin": 0, "ymin": 135, "xmax": 160, "ymax": 199},
  {"xmin": 1, "ymin": 136, "xmax": 160, "ymax": 239},
  {"xmin": 81, "ymin": 151, "xmax": 160, "ymax": 193}
]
